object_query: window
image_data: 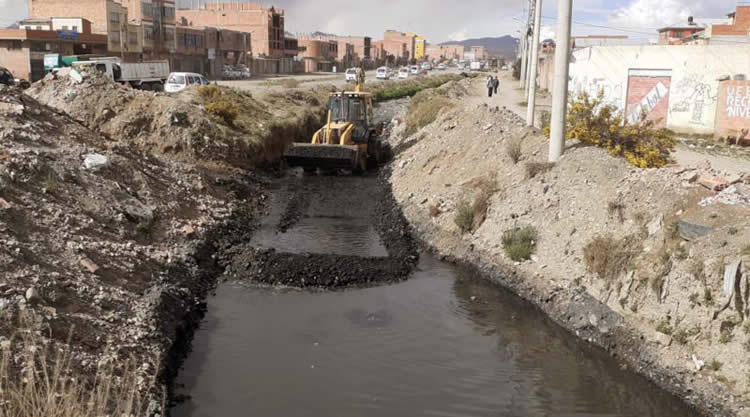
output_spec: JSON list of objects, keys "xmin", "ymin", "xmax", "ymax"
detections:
[
  {"xmin": 142, "ymin": 2, "xmax": 152, "ymax": 18},
  {"xmin": 162, "ymin": 6, "xmax": 174, "ymax": 18},
  {"xmin": 110, "ymin": 31, "xmax": 120, "ymax": 43},
  {"xmin": 128, "ymin": 31, "xmax": 138, "ymax": 45},
  {"xmin": 72, "ymin": 25, "xmax": 78, "ymax": 32},
  {"xmin": 110, "ymin": 12, "xmax": 120, "ymax": 23},
  {"xmin": 62, "ymin": 25, "xmax": 68, "ymax": 30},
  {"xmin": 144, "ymin": 25, "xmax": 153, "ymax": 41},
  {"xmin": 164, "ymin": 28, "xmax": 175, "ymax": 42},
  {"xmin": 36, "ymin": 26, "xmax": 41, "ymax": 30}
]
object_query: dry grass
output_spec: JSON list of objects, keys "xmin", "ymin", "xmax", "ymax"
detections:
[
  {"xmin": 264, "ymin": 78, "xmax": 300, "ymax": 88},
  {"xmin": 0, "ymin": 314, "xmax": 154, "ymax": 417},
  {"xmin": 524, "ymin": 161, "xmax": 555, "ymax": 179},
  {"xmin": 404, "ymin": 90, "xmax": 454, "ymax": 137},
  {"xmin": 505, "ymin": 139, "xmax": 522, "ymax": 164},
  {"xmin": 0, "ymin": 147, "xmax": 10, "ymax": 161},
  {"xmin": 607, "ymin": 200, "xmax": 625, "ymax": 223},
  {"xmin": 428, "ymin": 203, "xmax": 441, "ymax": 217},
  {"xmin": 501, "ymin": 226, "xmax": 538, "ymax": 261},
  {"xmin": 583, "ymin": 234, "xmax": 637, "ymax": 282}
]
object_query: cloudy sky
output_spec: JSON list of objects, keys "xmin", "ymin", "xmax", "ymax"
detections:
[{"xmin": 0, "ymin": 0, "xmax": 739, "ymax": 43}]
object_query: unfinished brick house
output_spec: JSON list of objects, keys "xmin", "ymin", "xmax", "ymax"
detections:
[{"xmin": 177, "ymin": 2, "xmax": 286, "ymax": 58}]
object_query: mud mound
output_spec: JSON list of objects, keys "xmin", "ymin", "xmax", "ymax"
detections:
[{"xmin": 26, "ymin": 69, "xmax": 327, "ymax": 169}]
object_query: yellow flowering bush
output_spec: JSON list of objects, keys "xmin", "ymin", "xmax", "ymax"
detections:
[{"xmin": 560, "ymin": 91, "xmax": 675, "ymax": 168}]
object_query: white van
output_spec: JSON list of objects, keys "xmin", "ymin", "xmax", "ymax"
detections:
[
  {"xmin": 376, "ymin": 67, "xmax": 391, "ymax": 80},
  {"xmin": 410, "ymin": 65, "xmax": 419, "ymax": 75},
  {"xmin": 164, "ymin": 72, "xmax": 209, "ymax": 93},
  {"xmin": 398, "ymin": 67, "xmax": 409, "ymax": 79}
]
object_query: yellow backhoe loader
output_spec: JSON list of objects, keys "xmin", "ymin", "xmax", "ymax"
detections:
[{"xmin": 284, "ymin": 68, "xmax": 384, "ymax": 173}]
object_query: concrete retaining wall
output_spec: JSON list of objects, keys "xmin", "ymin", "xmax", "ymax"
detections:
[{"xmin": 569, "ymin": 45, "xmax": 750, "ymax": 134}]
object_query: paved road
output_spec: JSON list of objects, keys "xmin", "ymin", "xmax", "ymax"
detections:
[{"xmin": 219, "ymin": 68, "xmax": 466, "ymax": 93}]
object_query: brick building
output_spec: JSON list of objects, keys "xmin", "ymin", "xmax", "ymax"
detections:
[
  {"xmin": 28, "ymin": 0, "xmax": 130, "ymax": 56},
  {"xmin": 177, "ymin": 2, "xmax": 285, "ymax": 58},
  {"xmin": 688, "ymin": 5, "xmax": 750, "ymax": 45},
  {"xmin": 0, "ymin": 28, "xmax": 107, "ymax": 81},
  {"xmin": 383, "ymin": 30, "xmax": 414, "ymax": 62},
  {"xmin": 426, "ymin": 43, "xmax": 464, "ymax": 61},
  {"xmin": 298, "ymin": 39, "xmax": 337, "ymax": 72},
  {"xmin": 470, "ymin": 45, "xmax": 487, "ymax": 61},
  {"xmin": 120, "ymin": 0, "xmax": 177, "ymax": 60}
]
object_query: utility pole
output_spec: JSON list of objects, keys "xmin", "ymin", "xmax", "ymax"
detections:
[
  {"xmin": 526, "ymin": 0, "xmax": 543, "ymax": 127},
  {"xmin": 519, "ymin": 30, "xmax": 527, "ymax": 88},
  {"xmin": 523, "ymin": 0, "xmax": 535, "ymax": 99},
  {"xmin": 549, "ymin": 0, "xmax": 573, "ymax": 162}
]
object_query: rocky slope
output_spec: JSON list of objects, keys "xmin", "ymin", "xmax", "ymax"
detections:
[
  {"xmin": 386, "ymin": 76, "xmax": 750, "ymax": 417},
  {"xmin": 0, "ymin": 83, "xmax": 265, "ymax": 413}
]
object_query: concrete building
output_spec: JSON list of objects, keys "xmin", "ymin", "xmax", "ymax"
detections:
[
  {"xmin": 371, "ymin": 40, "xmax": 386, "ymax": 63},
  {"xmin": 470, "ymin": 45, "xmax": 487, "ymax": 61},
  {"xmin": 120, "ymin": 0, "xmax": 177, "ymax": 60},
  {"xmin": 0, "ymin": 28, "xmax": 107, "ymax": 81},
  {"xmin": 383, "ymin": 30, "xmax": 414, "ymax": 62},
  {"xmin": 298, "ymin": 39, "xmax": 337, "ymax": 72},
  {"xmin": 173, "ymin": 25, "xmax": 206, "ymax": 74},
  {"xmin": 19, "ymin": 17, "xmax": 93, "ymax": 34},
  {"xmin": 28, "ymin": 0, "xmax": 130, "ymax": 57},
  {"xmin": 414, "ymin": 36, "xmax": 426, "ymax": 60},
  {"xmin": 657, "ymin": 17, "xmax": 707, "ymax": 45},
  {"xmin": 688, "ymin": 5, "xmax": 750, "ymax": 45},
  {"xmin": 177, "ymin": 2, "xmax": 285, "ymax": 58},
  {"xmin": 425, "ymin": 43, "xmax": 464, "ymax": 61},
  {"xmin": 568, "ymin": 44, "xmax": 750, "ymax": 135}
]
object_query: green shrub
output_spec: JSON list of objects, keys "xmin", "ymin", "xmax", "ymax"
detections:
[
  {"xmin": 205, "ymin": 101, "xmax": 238, "ymax": 126},
  {"xmin": 673, "ymin": 328, "xmax": 689, "ymax": 345},
  {"xmin": 709, "ymin": 359, "xmax": 723, "ymax": 371},
  {"xmin": 566, "ymin": 91, "xmax": 676, "ymax": 168},
  {"xmin": 501, "ymin": 226, "xmax": 538, "ymax": 262},
  {"xmin": 455, "ymin": 200, "xmax": 473, "ymax": 233}
]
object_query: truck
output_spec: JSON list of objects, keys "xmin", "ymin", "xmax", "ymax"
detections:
[
  {"xmin": 70, "ymin": 57, "xmax": 170, "ymax": 91},
  {"xmin": 470, "ymin": 61, "xmax": 482, "ymax": 71}
]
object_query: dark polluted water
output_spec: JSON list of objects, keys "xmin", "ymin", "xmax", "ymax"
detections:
[{"xmin": 172, "ymin": 255, "xmax": 697, "ymax": 417}]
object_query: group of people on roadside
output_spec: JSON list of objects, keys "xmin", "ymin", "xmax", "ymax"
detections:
[{"xmin": 486, "ymin": 75, "xmax": 500, "ymax": 97}]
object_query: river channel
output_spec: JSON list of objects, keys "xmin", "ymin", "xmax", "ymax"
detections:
[{"xmin": 171, "ymin": 169, "xmax": 699, "ymax": 417}]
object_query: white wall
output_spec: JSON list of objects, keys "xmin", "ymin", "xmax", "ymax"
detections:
[
  {"xmin": 569, "ymin": 45, "xmax": 750, "ymax": 134},
  {"xmin": 51, "ymin": 18, "xmax": 85, "ymax": 33}
]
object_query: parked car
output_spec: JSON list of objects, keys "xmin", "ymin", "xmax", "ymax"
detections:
[
  {"xmin": 398, "ymin": 67, "xmax": 409, "ymax": 79},
  {"xmin": 457, "ymin": 63, "xmax": 466, "ymax": 70},
  {"xmin": 0, "ymin": 66, "xmax": 30, "ymax": 89},
  {"xmin": 376, "ymin": 67, "xmax": 391, "ymax": 80},
  {"xmin": 421, "ymin": 63, "xmax": 432, "ymax": 71},
  {"xmin": 164, "ymin": 72, "xmax": 210, "ymax": 93},
  {"xmin": 410, "ymin": 65, "xmax": 419, "ymax": 75},
  {"xmin": 222, "ymin": 65, "xmax": 251, "ymax": 80},
  {"xmin": 345, "ymin": 68, "xmax": 358, "ymax": 82},
  {"xmin": 437, "ymin": 63, "xmax": 447, "ymax": 71}
]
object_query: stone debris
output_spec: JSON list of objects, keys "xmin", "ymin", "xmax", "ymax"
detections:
[
  {"xmin": 83, "ymin": 153, "xmax": 109, "ymax": 170},
  {"xmin": 699, "ymin": 184, "xmax": 750, "ymax": 207}
]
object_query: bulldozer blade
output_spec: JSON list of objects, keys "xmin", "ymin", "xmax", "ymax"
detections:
[{"xmin": 284, "ymin": 143, "xmax": 359, "ymax": 170}]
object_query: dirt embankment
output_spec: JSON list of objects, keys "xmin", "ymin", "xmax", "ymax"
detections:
[
  {"xmin": 386, "ymin": 77, "xmax": 750, "ymax": 417},
  {"xmin": 26, "ymin": 69, "xmax": 330, "ymax": 170},
  {"xmin": 0, "ymin": 82, "xmax": 273, "ymax": 414}
]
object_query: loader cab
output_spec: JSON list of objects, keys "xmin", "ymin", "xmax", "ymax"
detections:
[{"xmin": 327, "ymin": 92, "xmax": 373, "ymax": 126}]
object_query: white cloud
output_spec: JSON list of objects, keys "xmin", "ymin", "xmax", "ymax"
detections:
[
  {"xmin": 448, "ymin": 29, "xmax": 469, "ymax": 42},
  {"xmin": 0, "ymin": 0, "xmax": 27, "ymax": 27},
  {"xmin": 608, "ymin": 0, "xmax": 735, "ymax": 29},
  {"xmin": 540, "ymin": 25, "xmax": 556, "ymax": 42}
]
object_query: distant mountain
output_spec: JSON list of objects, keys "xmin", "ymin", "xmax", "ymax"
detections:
[{"xmin": 440, "ymin": 36, "xmax": 518, "ymax": 60}]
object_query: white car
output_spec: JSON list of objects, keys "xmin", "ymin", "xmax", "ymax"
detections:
[
  {"xmin": 410, "ymin": 65, "xmax": 419, "ymax": 75},
  {"xmin": 376, "ymin": 67, "xmax": 391, "ymax": 80},
  {"xmin": 165, "ymin": 72, "xmax": 209, "ymax": 93},
  {"xmin": 437, "ymin": 63, "xmax": 447, "ymax": 71},
  {"xmin": 398, "ymin": 68, "xmax": 409, "ymax": 79},
  {"xmin": 421, "ymin": 63, "xmax": 432, "ymax": 71},
  {"xmin": 345, "ymin": 68, "xmax": 358, "ymax": 82}
]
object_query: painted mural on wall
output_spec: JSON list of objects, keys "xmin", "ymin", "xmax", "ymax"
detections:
[
  {"xmin": 715, "ymin": 80, "xmax": 750, "ymax": 139},
  {"xmin": 626, "ymin": 76, "xmax": 671, "ymax": 127},
  {"xmin": 669, "ymin": 74, "xmax": 717, "ymax": 126},
  {"xmin": 570, "ymin": 75, "xmax": 624, "ymax": 109}
]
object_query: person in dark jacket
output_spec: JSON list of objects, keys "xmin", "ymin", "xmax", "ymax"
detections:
[
  {"xmin": 493, "ymin": 76, "xmax": 499, "ymax": 95},
  {"xmin": 487, "ymin": 76, "xmax": 494, "ymax": 97}
]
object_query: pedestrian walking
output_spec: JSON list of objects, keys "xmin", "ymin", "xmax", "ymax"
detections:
[
  {"xmin": 487, "ymin": 76, "xmax": 494, "ymax": 98},
  {"xmin": 493, "ymin": 76, "xmax": 499, "ymax": 96}
]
